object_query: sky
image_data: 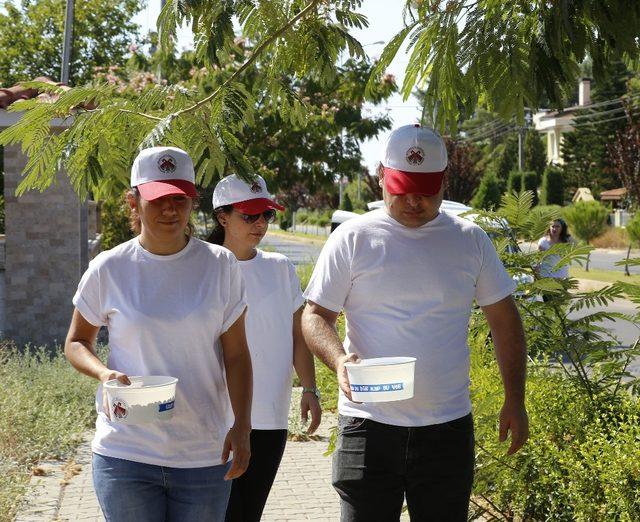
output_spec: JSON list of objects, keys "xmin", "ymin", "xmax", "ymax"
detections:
[{"xmin": 134, "ymin": 0, "xmax": 422, "ymax": 177}]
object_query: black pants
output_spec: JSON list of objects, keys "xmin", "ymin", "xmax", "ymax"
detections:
[
  {"xmin": 225, "ymin": 429, "xmax": 288, "ymax": 522},
  {"xmin": 332, "ymin": 414, "xmax": 474, "ymax": 522}
]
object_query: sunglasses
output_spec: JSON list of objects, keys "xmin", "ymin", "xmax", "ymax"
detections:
[{"xmin": 236, "ymin": 209, "xmax": 277, "ymax": 224}]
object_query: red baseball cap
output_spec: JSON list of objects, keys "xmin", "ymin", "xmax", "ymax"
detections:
[
  {"xmin": 131, "ymin": 147, "xmax": 198, "ymax": 201},
  {"xmin": 381, "ymin": 124, "xmax": 448, "ymax": 196},
  {"xmin": 233, "ymin": 197, "xmax": 285, "ymax": 214},
  {"xmin": 213, "ymin": 174, "xmax": 285, "ymax": 214}
]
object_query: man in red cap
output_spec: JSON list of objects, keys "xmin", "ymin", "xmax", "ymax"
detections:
[{"xmin": 302, "ymin": 125, "xmax": 528, "ymax": 521}]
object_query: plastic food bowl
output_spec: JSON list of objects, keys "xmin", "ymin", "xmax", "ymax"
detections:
[
  {"xmin": 344, "ymin": 357, "xmax": 416, "ymax": 403},
  {"xmin": 104, "ymin": 376, "xmax": 178, "ymax": 424}
]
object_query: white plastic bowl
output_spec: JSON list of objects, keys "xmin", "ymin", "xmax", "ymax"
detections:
[
  {"xmin": 344, "ymin": 357, "xmax": 416, "ymax": 403},
  {"xmin": 104, "ymin": 376, "xmax": 178, "ymax": 424}
]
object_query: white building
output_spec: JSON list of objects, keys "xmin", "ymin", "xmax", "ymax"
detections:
[{"xmin": 533, "ymin": 79, "xmax": 592, "ymax": 164}]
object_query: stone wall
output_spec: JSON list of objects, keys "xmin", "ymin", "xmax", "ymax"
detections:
[{"xmin": 3, "ymin": 144, "xmax": 83, "ymax": 347}]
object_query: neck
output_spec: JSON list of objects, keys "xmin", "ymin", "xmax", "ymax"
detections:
[
  {"xmin": 139, "ymin": 230, "xmax": 189, "ymax": 255},
  {"xmin": 223, "ymin": 238, "xmax": 257, "ymax": 261}
]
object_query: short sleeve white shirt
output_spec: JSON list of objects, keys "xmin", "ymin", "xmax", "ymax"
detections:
[
  {"xmin": 238, "ymin": 250, "xmax": 304, "ymax": 429},
  {"xmin": 73, "ymin": 237, "xmax": 246, "ymax": 468},
  {"xmin": 537, "ymin": 236, "xmax": 569, "ymax": 278},
  {"xmin": 304, "ymin": 209, "xmax": 516, "ymax": 427}
]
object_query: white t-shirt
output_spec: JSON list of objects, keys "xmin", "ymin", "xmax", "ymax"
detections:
[
  {"xmin": 537, "ymin": 236, "xmax": 569, "ymax": 278},
  {"xmin": 304, "ymin": 209, "xmax": 516, "ymax": 427},
  {"xmin": 73, "ymin": 237, "xmax": 246, "ymax": 468},
  {"xmin": 238, "ymin": 250, "xmax": 304, "ymax": 429}
]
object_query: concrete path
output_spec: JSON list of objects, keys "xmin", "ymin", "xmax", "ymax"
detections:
[{"xmin": 15, "ymin": 411, "xmax": 347, "ymax": 521}]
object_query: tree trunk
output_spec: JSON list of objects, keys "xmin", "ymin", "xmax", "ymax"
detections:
[
  {"xmin": 586, "ymin": 252, "xmax": 590, "ymax": 272},
  {"xmin": 625, "ymin": 244, "xmax": 631, "ymax": 276}
]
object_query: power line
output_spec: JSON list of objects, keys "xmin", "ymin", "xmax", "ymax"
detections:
[
  {"xmin": 463, "ymin": 121, "xmax": 516, "ymax": 142},
  {"xmin": 462, "ymin": 118, "xmax": 509, "ymax": 138},
  {"xmin": 569, "ymin": 112, "xmax": 637, "ymax": 128}
]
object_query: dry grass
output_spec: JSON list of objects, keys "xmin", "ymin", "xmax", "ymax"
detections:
[{"xmin": 591, "ymin": 227, "xmax": 630, "ymax": 249}]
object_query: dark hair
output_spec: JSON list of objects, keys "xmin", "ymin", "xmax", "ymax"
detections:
[
  {"xmin": 552, "ymin": 218, "xmax": 570, "ymax": 243},
  {"xmin": 206, "ymin": 205, "xmax": 233, "ymax": 245},
  {"xmin": 126, "ymin": 187, "xmax": 199, "ymax": 236}
]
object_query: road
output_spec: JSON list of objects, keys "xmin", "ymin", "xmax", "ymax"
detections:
[
  {"xmin": 262, "ymin": 233, "xmax": 322, "ymax": 265},
  {"xmin": 520, "ymin": 242, "xmax": 640, "ymax": 275}
]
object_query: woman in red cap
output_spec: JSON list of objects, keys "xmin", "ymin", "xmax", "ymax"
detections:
[
  {"xmin": 210, "ymin": 173, "xmax": 322, "ymax": 522},
  {"xmin": 64, "ymin": 147, "xmax": 253, "ymax": 521}
]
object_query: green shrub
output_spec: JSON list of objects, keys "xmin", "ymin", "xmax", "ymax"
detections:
[
  {"xmin": 522, "ymin": 170, "xmax": 538, "ymax": 205},
  {"xmin": 471, "ymin": 170, "xmax": 503, "ymax": 210},
  {"xmin": 563, "ymin": 201, "xmax": 609, "ymax": 270},
  {"xmin": 280, "ymin": 207, "xmax": 293, "ymax": 230},
  {"xmin": 507, "ymin": 170, "xmax": 524, "ymax": 194},
  {"xmin": 100, "ymin": 197, "xmax": 133, "ymax": 250},
  {"xmin": 540, "ymin": 165, "xmax": 564, "ymax": 206},
  {"xmin": 340, "ymin": 193, "xmax": 353, "ymax": 212},
  {"xmin": 626, "ymin": 212, "xmax": 640, "ymax": 247},
  {"xmin": 468, "ymin": 192, "xmax": 640, "ymax": 519},
  {"xmin": 471, "ymin": 342, "xmax": 640, "ymax": 521},
  {"xmin": 0, "ymin": 344, "xmax": 99, "ymax": 521}
]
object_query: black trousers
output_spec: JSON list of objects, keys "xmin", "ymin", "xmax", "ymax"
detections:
[
  {"xmin": 332, "ymin": 414, "xmax": 474, "ymax": 522},
  {"xmin": 225, "ymin": 429, "xmax": 288, "ymax": 522}
]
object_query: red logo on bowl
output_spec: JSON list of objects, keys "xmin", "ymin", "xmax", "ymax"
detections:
[{"xmin": 112, "ymin": 398, "xmax": 128, "ymax": 419}]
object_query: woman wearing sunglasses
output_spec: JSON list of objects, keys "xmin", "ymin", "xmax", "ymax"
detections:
[{"xmin": 209, "ymin": 174, "xmax": 322, "ymax": 522}]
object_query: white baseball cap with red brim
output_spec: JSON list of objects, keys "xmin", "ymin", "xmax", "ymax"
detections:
[
  {"xmin": 212, "ymin": 174, "xmax": 285, "ymax": 214},
  {"xmin": 131, "ymin": 146, "xmax": 198, "ymax": 201},
  {"xmin": 382, "ymin": 124, "xmax": 448, "ymax": 196}
]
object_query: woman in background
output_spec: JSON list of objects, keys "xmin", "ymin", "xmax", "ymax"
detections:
[
  {"xmin": 538, "ymin": 218, "xmax": 572, "ymax": 280},
  {"xmin": 210, "ymin": 174, "xmax": 322, "ymax": 522}
]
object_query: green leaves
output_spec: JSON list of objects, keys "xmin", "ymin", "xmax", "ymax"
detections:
[{"xmin": 385, "ymin": 0, "xmax": 640, "ymax": 131}]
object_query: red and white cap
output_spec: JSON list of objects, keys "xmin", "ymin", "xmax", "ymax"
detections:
[
  {"xmin": 131, "ymin": 146, "xmax": 198, "ymax": 201},
  {"xmin": 212, "ymin": 174, "xmax": 285, "ymax": 214},
  {"xmin": 381, "ymin": 124, "xmax": 448, "ymax": 196}
]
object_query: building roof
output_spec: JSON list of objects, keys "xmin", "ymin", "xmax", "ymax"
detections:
[
  {"xmin": 600, "ymin": 188, "xmax": 627, "ymax": 200},
  {"xmin": 572, "ymin": 187, "xmax": 595, "ymax": 202},
  {"xmin": 0, "ymin": 77, "xmax": 63, "ymax": 109}
]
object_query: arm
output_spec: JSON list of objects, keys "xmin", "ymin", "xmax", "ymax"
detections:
[
  {"xmin": 64, "ymin": 308, "xmax": 130, "ymax": 418},
  {"xmin": 220, "ymin": 310, "xmax": 252, "ymax": 480},
  {"xmin": 292, "ymin": 307, "xmax": 322, "ymax": 434},
  {"xmin": 480, "ymin": 295, "xmax": 529, "ymax": 455},
  {"xmin": 301, "ymin": 301, "xmax": 359, "ymax": 401}
]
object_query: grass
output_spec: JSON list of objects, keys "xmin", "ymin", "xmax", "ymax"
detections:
[
  {"xmin": 296, "ymin": 264, "xmax": 339, "ymax": 414},
  {"xmin": 590, "ymin": 227, "xmax": 631, "ymax": 249},
  {"xmin": 267, "ymin": 227, "xmax": 328, "ymax": 245},
  {"xmin": 569, "ymin": 266, "xmax": 640, "ymax": 284},
  {"xmin": 0, "ymin": 343, "xmax": 97, "ymax": 522}
]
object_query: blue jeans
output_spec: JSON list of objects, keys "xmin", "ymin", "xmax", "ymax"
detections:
[
  {"xmin": 332, "ymin": 414, "xmax": 474, "ymax": 521},
  {"xmin": 92, "ymin": 453, "xmax": 232, "ymax": 522}
]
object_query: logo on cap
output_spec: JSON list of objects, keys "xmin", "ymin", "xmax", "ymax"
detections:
[
  {"xmin": 250, "ymin": 181, "xmax": 263, "ymax": 193},
  {"xmin": 406, "ymin": 147, "xmax": 425, "ymax": 166},
  {"xmin": 157, "ymin": 155, "xmax": 177, "ymax": 174}
]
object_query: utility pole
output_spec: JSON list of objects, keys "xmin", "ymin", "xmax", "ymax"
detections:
[
  {"xmin": 61, "ymin": 0, "xmax": 88, "ymax": 276},
  {"xmin": 61, "ymin": 0, "xmax": 74, "ymax": 84},
  {"xmin": 156, "ymin": 0, "xmax": 167, "ymax": 81},
  {"xmin": 517, "ymin": 110, "xmax": 532, "ymax": 172},
  {"xmin": 518, "ymin": 128, "xmax": 523, "ymax": 171}
]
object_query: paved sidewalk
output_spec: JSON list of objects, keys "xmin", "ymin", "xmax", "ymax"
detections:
[{"xmin": 15, "ymin": 413, "xmax": 354, "ymax": 521}]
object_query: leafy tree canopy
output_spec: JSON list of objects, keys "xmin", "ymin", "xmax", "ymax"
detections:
[
  {"xmin": 371, "ymin": 0, "xmax": 640, "ymax": 131},
  {"xmin": 0, "ymin": 0, "xmax": 142, "ymax": 87},
  {"xmin": 3, "ymin": 0, "xmax": 640, "ymax": 196}
]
